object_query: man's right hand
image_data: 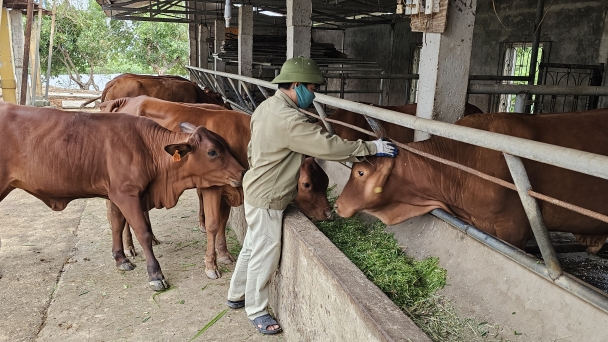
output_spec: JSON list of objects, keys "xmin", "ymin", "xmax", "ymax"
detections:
[{"xmin": 372, "ymin": 139, "xmax": 398, "ymax": 158}]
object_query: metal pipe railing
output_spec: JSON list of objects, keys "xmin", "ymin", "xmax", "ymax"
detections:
[
  {"xmin": 468, "ymin": 84, "xmax": 608, "ymax": 96},
  {"xmin": 312, "ymin": 92, "xmax": 608, "ymax": 181},
  {"xmin": 187, "ymin": 66, "xmax": 608, "ymax": 182}
]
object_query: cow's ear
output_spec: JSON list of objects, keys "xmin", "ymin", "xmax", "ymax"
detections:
[
  {"xmin": 179, "ymin": 122, "xmax": 198, "ymax": 133},
  {"xmin": 164, "ymin": 144, "xmax": 193, "ymax": 161}
]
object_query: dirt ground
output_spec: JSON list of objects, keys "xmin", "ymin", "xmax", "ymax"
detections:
[{"xmin": 0, "ymin": 189, "xmax": 283, "ymax": 342}]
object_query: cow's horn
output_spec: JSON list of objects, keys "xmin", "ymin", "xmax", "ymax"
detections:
[{"xmin": 364, "ymin": 116, "xmax": 388, "ymax": 139}]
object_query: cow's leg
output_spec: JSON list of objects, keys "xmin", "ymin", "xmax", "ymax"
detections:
[
  {"xmin": 197, "ymin": 188, "xmax": 206, "ymax": 232},
  {"xmin": 201, "ymin": 187, "xmax": 223, "ymax": 279},
  {"xmin": 110, "ymin": 194, "xmax": 168, "ymax": 291},
  {"xmin": 106, "ymin": 200, "xmax": 136, "ymax": 271},
  {"xmin": 120, "ymin": 211, "xmax": 159, "ymax": 257},
  {"xmin": 122, "ymin": 223, "xmax": 137, "ymax": 257},
  {"xmin": 143, "ymin": 211, "xmax": 161, "ymax": 246},
  {"xmin": 216, "ymin": 198, "xmax": 235, "ymax": 265},
  {"xmin": 573, "ymin": 234, "xmax": 608, "ymax": 254}
]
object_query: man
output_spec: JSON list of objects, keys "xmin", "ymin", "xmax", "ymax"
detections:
[{"xmin": 226, "ymin": 56, "xmax": 397, "ymax": 335}]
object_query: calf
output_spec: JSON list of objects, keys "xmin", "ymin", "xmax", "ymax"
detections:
[{"xmin": 0, "ymin": 102, "xmax": 244, "ymax": 290}]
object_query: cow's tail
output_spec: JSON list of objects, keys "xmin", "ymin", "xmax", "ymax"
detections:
[
  {"xmin": 79, "ymin": 96, "xmax": 101, "ymax": 108},
  {"xmin": 99, "ymin": 97, "xmax": 129, "ymax": 112},
  {"xmin": 100, "ymin": 78, "xmax": 117, "ymax": 102}
]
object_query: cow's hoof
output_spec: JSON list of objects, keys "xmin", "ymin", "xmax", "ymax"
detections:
[
  {"xmin": 205, "ymin": 269, "xmax": 221, "ymax": 279},
  {"xmin": 217, "ymin": 254, "xmax": 235, "ymax": 265},
  {"xmin": 149, "ymin": 277, "xmax": 169, "ymax": 291},
  {"xmin": 117, "ymin": 259, "xmax": 136, "ymax": 271},
  {"xmin": 199, "ymin": 225, "xmax": 207, "ymax": 233},
  {"xmin": 152, "ymin": 236, "xmax": 161, "ymax": 246},
  {"xmin": 124, "ymin": 247, "xmax": 137, "ymax": 257}
]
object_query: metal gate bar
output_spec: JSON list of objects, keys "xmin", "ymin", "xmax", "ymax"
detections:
[{"xmin": 504, "ymin": 153, "xmax": 562, "ymax": 279}]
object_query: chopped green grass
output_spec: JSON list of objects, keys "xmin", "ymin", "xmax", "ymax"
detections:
[
  {"xmin": 316, "ymin": 186, "xmax": 501, "ymax": 341},
  {"xmin": 317, "ymin": 215, "xmax": 446, "ymax": 307}
]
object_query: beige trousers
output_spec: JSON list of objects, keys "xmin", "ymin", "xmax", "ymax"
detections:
[{"xmin": 227, "ymin": 202, "xmax": 284, "ymax": 320}]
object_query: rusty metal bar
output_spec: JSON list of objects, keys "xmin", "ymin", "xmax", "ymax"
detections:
[{"xmin": 503, "ymin": 153, "xmax": 562, "ymax": 279}]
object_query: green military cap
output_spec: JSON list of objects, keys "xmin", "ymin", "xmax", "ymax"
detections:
[{"xmin": 271, "ymin": 56, "xmax": 325, "ymax": 84}]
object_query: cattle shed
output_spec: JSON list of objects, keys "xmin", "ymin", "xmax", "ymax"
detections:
[{"xmin": 92, "ymin": 0, "xmax": 608, "ymax": 340}]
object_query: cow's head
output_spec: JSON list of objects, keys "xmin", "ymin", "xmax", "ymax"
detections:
[
  {"xmin": 293, "ymin": 158, "xmax": 333, "ymax": 221},
  {"xmin": 164, "ymin": 123, "xmax": 245, "ymax": 188},
  {"xmin": 202, "ymin": 87, "xmax": 232, "ymax": 109},
  {"xmin": 335, "ymin": 156, "xmax": 395, "ymax": 220}
]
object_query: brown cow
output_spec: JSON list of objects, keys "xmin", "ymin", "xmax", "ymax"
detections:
[
  {"xmin": 0, "ymin": 102, "xmax": 244, "ymax": 291},
  {"xmin": 329, "ymin": 103, "xmax": 483, "ymax": 143},
  {"xmin": 335, "ymin": 110, "xmax": 608, "ymax": 252},
  {"xmin": 101, "ymin": 96, "xmax": 333, "ymax": 278},
  {"xmin": 99, "ymin": 73, "xmax": 230, "ymax": 108}
]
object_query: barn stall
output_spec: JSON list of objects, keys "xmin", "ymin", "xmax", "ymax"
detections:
[
  {"xmin": 1, "ymin": 0, "xmax": 607, "ymax": 340},
  {"xmin": 92, "ymin": 0, "xmax": 608, "ymax": 340}
]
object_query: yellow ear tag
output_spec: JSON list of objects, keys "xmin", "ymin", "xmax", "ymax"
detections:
[
  {"xmin": 172, "ymin": 150, "xmax": 181, "ymax": 162},
  {"xmin": 374, "ymin": 187, "xmax": 383, "ymax": 194}
]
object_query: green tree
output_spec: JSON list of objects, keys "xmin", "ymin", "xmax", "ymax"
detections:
[
  {"xmin": 41, "ymin": 0, "xmax": 129, "ymax": 90},
  {"xmin": 40, "ymin": 0, "xmax": 190, "ymax": 87},
  {"xmin": 127, "ymin": 21, "xmax": 189, "ymax": 75}
]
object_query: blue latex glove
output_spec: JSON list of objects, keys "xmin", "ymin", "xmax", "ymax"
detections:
[{"xmin": 372, "ymin": 139, "xmax": 398, "ymax": 158}]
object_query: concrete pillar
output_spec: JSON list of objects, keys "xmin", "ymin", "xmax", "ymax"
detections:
[
  {"xmin": 198, "ymin": 25, "xmax": 209, "ymax": 69},
  {"xmin": 214, "ymin": 20, "xmax": 226, "ymax": 72},
  {"xmin": 187, "ymin": 1, "xmax": 198, "ymax": 67},
  {"xmin": 286, "ymin": 0, "xmax": 312, "ymax": 59},
  {"xmin": 597, "ymin": 5, "xmax": 608, "ymax": 108},
  {"xmin": 189, "ymin": 22, "xmax": 198, "ymax": 67},
  {"xmin": 238, "ymin": 5, "xmax": 253, "ymax": 77},
  {"xmin": 414, "ymin": 0, "xmax": 477, "ymax": 141}
]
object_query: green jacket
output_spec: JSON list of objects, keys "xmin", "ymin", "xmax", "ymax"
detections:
[{"xmin": 243, "ymin": 90, "xmax": 377, "ymax": 210}]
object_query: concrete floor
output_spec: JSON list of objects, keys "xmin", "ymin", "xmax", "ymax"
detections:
[{"xmin": 0, "ymin": 189, "xmax": 283, "ymax": 342}]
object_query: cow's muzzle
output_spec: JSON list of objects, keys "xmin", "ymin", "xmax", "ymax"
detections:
[{"xmin": 324, "ymin": 207, "xmax": 334, "ymax": 221}]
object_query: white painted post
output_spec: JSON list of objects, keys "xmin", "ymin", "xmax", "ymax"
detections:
[
  {"xmin": 414, "ymin": 0, "xmax": 477, "ymax": 141},
  {"xmin": 238, "ymin": 5, "xmax": 253, "ymax": 77},
  {"xmin": 214, "ymin": 20, "xmax": 226, "ymax": 72},
  {"xmin": 286, "ymin": 0, "xmax": 312, "ymax": 59}
]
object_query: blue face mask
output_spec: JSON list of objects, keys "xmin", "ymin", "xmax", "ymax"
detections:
[{"xmin": 295, "ymin": 84, "xmax": 316, "ymax": 109}]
